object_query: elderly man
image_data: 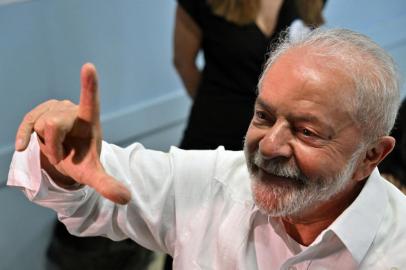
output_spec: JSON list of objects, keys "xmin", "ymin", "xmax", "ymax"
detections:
[{"xmin": 8, "ymin": 28, "xmax": 406, "ymax": 269}]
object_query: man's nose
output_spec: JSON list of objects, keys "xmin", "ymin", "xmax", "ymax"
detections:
[{"xmin": 258, "ymin": 120, "xmax": 293, "ymax": 159}]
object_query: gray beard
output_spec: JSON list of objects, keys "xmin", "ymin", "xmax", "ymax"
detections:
[{"xmin": 244, "ymin": 142, "xmax": 362, "ymax": 217}]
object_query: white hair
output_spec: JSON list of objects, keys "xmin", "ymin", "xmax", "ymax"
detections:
[{"xmin": 258, "ymin": 28, "xmax": 401, "ymax": 143}]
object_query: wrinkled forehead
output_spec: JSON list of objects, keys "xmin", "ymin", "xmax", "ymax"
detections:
[
  {"xmin": 265, "ymin": 47, "xmax": 354, "ymax": 88},
  {"xmin": 258, "ymin": 47, "xmax": 358, "ymax": 122}
]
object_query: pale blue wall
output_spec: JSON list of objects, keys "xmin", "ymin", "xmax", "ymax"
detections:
[
  {"xmin": 324, "ymin": 0, "xmax": 406, "ymax": 98},
  {"xmin": 0, "ymin": 0, "xmax": 405, "ymax": 269},
  {"xmin": 0, "ymin": 0, "xmax": 187, "ymax": 186},
  {"xmin": 0, "ymin": 1, "xmax": 188, "ymax": 269}
]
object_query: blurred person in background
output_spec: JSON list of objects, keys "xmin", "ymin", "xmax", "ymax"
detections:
[
  {"xmin": 46, "ymin": 222, "xmax": 152, "ymax": 270},
  {"xmin": 174, "ymin": 0, "xmax": 326, "ymax": 152},
  {"xmin": 46, "ymin": 184, "xmax": 153, "ymax": 268}
]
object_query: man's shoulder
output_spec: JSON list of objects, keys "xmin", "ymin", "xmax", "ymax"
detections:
[
  {"xmin": 359, "ymin": 179, "xmax": 406, "ymax": 267},
  {"xmin": 212, "ymin": 148, "xmax": 252, "ymax": 204},
  {"xmin": 370, "ymin": 180, "xmax": 406, "ymax": 260},
  {"xmin": 384, "ymin": 179, "xmax": 406, "ymax": 214},
  {"xmin": 376, "ymin": 179, "xmax": 406, "ymax": 232},
  {"xmin": 170, "ymin": 146, "xmax": 252, "ymax": 203},
  {"xmin": 168, "ymin": 146, "xmax": 246, "ymax": 171},
  {"xmin": 168, "ymin": 146, "xmax": 249, "ymax": 189}
]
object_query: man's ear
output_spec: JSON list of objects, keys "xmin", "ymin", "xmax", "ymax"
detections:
[{"xmin": 353, "ymin": 136, "xmax": 395, "ymax": 181}]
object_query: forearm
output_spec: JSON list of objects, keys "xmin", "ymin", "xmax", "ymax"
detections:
[
  {"xmin": 9, "ymin": 141, "xmax": 138, "ymax": 246},
  {"xmin": 8, "ymin": 137, "xmax": 177, "ymax": 253}
]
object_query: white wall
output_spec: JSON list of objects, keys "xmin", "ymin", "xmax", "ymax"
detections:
[{"xmin": 1, "ymin": 0, "xmax": 405, "ymax": 269}]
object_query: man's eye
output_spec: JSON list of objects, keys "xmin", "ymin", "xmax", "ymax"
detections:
[
  {"xmin": 255, "ymin": 111, "xmax": 266, "ymax": 120},
  {"xmin": 296, "ymin": 127, "xmax": 316, "ymax": 138},
  {"xmin": 302, "ymin": 128, "xmax": 313, "ymax": 137}
]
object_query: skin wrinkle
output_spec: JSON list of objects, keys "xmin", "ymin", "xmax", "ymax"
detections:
[
  {"xmin": 244, "ymin": 139, "xmax": 363, "ymax": 218},
  {"xmin": 255, "ymin": 97, "xmax": 336, "ymax": 139},
  {"xmin": 243, "ymin": 45, "xmax": 378, "ymax": 245},
  {"xmin": 11, "ymin": 29, "xmax": 399, "ymax": 257},
  {"xmin": 250, "ymin": 35, "xmax": 393, "ymax": 241}
]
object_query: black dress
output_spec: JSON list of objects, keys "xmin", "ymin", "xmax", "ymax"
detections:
[
  {"xmin": 165, "ymin": 1, "xmax": 299, "ymax": 269},
  {"xmin": 179, "ymin": 0, "xmax": 299, "ymax": 151}
]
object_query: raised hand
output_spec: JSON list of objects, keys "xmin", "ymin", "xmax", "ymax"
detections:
[{"xmin": 15, "ymin": 63, "xmax": 131, "ymax": 204}]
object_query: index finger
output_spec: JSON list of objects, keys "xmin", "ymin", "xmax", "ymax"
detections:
[{"xmin": 78, "ymin": 63, "xmax": 100, "ymax": 124}]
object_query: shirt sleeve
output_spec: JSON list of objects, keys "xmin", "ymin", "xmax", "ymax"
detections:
[
  {"xmin": 7, "ymin": 133, "xmax": 176, "ymax": 253},
  {"xmin": 7, "ymin": 132, "xmax": 223, "ymax": 256}
]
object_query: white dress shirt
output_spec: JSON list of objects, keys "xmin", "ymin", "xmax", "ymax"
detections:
[{"xmin": 7, "ymin": 134, "xmax": 406, "ymax": 269}]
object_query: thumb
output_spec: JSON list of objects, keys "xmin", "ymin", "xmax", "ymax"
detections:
[
  {"xmin": 78, "ymin": 63, "xmax": 100, "ymax": 124},
  {"xmin": 89, "ymin": 170, "xmax": 132, "ymax": 205}
]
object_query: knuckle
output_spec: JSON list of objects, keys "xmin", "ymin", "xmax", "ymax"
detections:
[
  {"xmin": 44, "ymin": 116, "xmax": 62, "ymax": 129},
  {"xmin": 46, "ymin": 99, "xmax": 60, "ymax": 110},
  {"xmin": 48, "ymin": 99, "xmax": 59, "ymax": 104},
  {"xmin": 59, "ymin": 100, "xmax": 78, "ymax": 115},
  {"xmin": 61, "ymin": 99, "xmax": 74, "ymax": 106},
  {"xmin": 45, "ymin": 99, "xmax": 58, "ymax": 108},
  {"xmin": 23, "ymin": 112, "xmax": 35, "ymax": 124}
]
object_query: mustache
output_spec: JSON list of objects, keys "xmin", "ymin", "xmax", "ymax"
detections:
[{"xmin": 252, "ymin": 151, "xmax": 308, "ymax": 183}]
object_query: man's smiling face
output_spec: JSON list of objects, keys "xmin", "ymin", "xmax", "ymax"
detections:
[{"xmin": 244, "ymin": 47, "xmax": 365, "ymax": 217}]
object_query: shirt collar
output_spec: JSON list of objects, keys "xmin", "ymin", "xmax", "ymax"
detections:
[
  {"xmin": 217, "ymin": 151, "xmax": 388, "ymax": 263},
  {"xmin": 328, "ymin": 168, "xmax": 388, "ymax": 264}
]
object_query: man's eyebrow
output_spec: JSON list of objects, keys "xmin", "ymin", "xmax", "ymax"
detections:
[
  {"xmin": 291, "ymin": 114, "xmax": 335, "ymax": 137},
  {"xmin": 255, "ymin": 97, "xmax": 275, "ymax": 114},
  {"xmin": 255, "ymin": 97, "xmax": 335, "ymax": 135}
]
